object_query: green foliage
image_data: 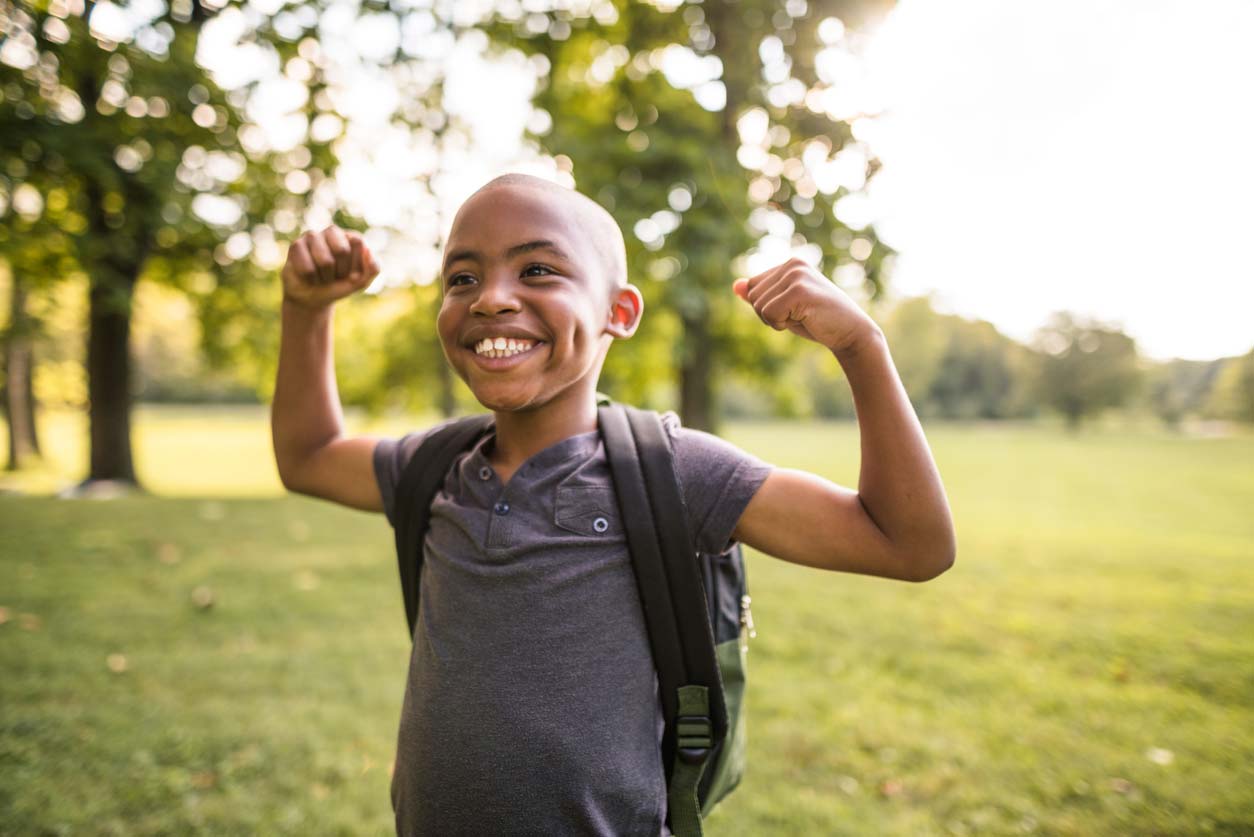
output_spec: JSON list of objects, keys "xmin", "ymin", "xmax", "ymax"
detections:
[
  {"xmin": 880, "ymin": 296, "xmax": 1034, "ymax": 420},
  {"xmin": 1030, "ymin": 311, "xmax": 1144, "ymax": 429},
  {"xmin": 1204, "ymin": 347, "xmax": 1254, "ymax": 423},
  {"xmin": 1145, "ymin": 357, "xmax": 1226, "ymax": 429},
  {"xmin": 0, "ymin": 0, "xmax": 366, "ymax": 410}
]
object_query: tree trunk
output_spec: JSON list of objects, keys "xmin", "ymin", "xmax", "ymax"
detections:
[
  {"xmin": 86, "ymin": 264, "xmax": 140, "ymax": 485},
  {"xmin": 679, "ymin": 312, "xmax": 714, "ymax": 432},
  {"xmin": 4, "ymin": 272, "xmax": 41, "ymax": 469}
]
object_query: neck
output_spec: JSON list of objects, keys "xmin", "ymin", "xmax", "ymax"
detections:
[{"xmin": 489, "ymin": 391, "xmax": 599, "ymax": 476}]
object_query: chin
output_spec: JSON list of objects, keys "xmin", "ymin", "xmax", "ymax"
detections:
[{"xmin": 469, "ymin": 385, "xmax": 542, "ymax": 413}]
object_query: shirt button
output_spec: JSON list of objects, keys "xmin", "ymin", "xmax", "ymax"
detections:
[
  {"xmin": 593, "ymin": 516, "xmax": 609, "ymax": 533},
  {"xmin": 478, "ymin": 466, "xmax": 492, "ymax": 481},
  {"xmin": 494, "ymin": 501, "xmax": 510, "ymax": 516}
]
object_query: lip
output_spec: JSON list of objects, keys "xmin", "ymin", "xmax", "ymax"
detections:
[{"xmin": 465, "ymin": 340, "xmax": 545, "ymax": 372}]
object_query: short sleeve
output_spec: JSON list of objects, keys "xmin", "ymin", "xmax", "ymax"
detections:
[
  {"xmin": 372, "ymin": 421, "xmax": 456, "ymax": 529},
  {"xmin": 661, "ymin": 411, "xmax": 774, "ymax": 554}
]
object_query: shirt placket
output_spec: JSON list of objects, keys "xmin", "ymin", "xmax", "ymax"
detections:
[{"xmin": 475, "ymin": 461, "xmax": 518, "ymax": 549}]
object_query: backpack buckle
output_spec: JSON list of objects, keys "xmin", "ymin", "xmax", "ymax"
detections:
[{"xmin": 676, "ymin": 714, "xmax": 713, "ymax": 764}]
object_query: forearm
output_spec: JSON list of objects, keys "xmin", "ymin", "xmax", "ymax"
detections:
[
  {"xmin": 271, "ymin": 299, "xmax": 345, "ymax": 484},
  {"xmin": 836, "ymin": 327, "xmax": 956, "ymax": 571}
]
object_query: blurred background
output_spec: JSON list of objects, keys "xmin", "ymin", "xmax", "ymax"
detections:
[{"xmin": 1, "ymin": 0, "xmax": 1251, "ymax": 834}]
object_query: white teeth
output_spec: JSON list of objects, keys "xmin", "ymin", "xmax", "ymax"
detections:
[{"xmin": 473, "ymin": 337, "xmax": 537, "ymax": 358}]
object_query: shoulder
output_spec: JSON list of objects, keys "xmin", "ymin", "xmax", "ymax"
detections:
[
  {"xmin": 375, "ymin": 415, "xmax": 484, "ymax": 473},
  {"xmin": 658, "ymin": 410, "xmax": 767, "ymax": 472},
  {"xmin": 653, "ymin": 410, "xmax": 774, "ymax": 554},
  {"xmin": 373, "ymin": 416, "xmax": 477, "ymax": 527}
]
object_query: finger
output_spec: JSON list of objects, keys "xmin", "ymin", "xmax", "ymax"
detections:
[
  {"xmin": 285, "ymin": 238, "xmax": 315, "ymax": 282},
  {"xmin": 364, "ymin": 245, "xmax": 380, "ymax": 279},
  {"xmin": 348, "ymin": 233, "xmax": 365, "ymax": 278},
  {"xmin": 325, "ymin": 226, "xmax": 352, "ymax": 278},
  {"xmin": 757, "ymin": 285, "xmax": 801, "ymax": 331},
  {"xmin": 732, "ymin": 278, "xmax": 749, "ymax": 300},
  {"xmin": 746, "ymin": 267, "xmax": 789, "ymax": 307},
  {"xmin": 740, "ymin": 263, "xmax": 782, "ymax": 299},
  {"xmin": 306, "ymin": 231, "xmax": 337, "ymax": 284}
]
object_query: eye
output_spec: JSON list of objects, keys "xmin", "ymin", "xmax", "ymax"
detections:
[
  {"xmin": 521, "ymin": 263, "xmax": 556, "ymax": 278},
  {"xmin": 446, "ymin": 272, "xmax": 475, "ymax": 288}
]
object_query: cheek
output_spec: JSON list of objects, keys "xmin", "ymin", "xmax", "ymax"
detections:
[{"xmin": 436, "ymin": 301, "xmax": 457, "ymax": 344}]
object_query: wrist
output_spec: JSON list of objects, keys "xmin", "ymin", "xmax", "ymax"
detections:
[
  {"xmin": 829, "ymin": 320, "xmax": 886, "ymax": 362},
  {"xmin": 282, "ymin": 295, "xmax": 334, "ymax": 321}
]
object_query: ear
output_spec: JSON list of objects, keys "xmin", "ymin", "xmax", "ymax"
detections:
[{"xmin": 605, "ymin": 284, "xmax": 644, "ymax": 339}]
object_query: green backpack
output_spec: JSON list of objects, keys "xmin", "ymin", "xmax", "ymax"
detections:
[{"xmin": 391, "ymin": 401, "xmax": 756, "ymax": 837}]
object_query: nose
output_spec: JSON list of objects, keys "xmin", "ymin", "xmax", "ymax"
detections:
[{"xmin": 468, "ymin": 271, "xmax": 522, "ymax": 317}]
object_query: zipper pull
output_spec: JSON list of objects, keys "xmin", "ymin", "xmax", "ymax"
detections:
[{"xmin": 740, "ymin": 594, "xmax": 757, "ymax": 640}]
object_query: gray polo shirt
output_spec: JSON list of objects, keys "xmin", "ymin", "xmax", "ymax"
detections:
[{"xmin": 373, "ymin": 411, "xmax": 772, "ymax": 836}]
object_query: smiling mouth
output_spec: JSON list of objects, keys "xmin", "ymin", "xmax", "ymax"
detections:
[
  {"xmin": 472, "ymin": 337, "xmax": 540, "ymax": 359},
  {"xmin": 466, "ymin": 337, "xmax": 545, "ymax": 370}
]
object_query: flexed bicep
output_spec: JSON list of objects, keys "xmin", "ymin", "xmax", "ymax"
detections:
[{"xmin": 731, "ymin": 467, "xmax": 922, "ymax": 581}]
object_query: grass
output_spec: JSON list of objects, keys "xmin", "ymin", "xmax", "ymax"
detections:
[{"xmin": 2, "ymin": 407, "xmax": 1253, "ymax": 835}]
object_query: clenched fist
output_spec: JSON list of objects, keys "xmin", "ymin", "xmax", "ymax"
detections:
[
  {"xmin": 281, "ymin": 225, "xmax": 380, "ymax": 310},
  {"xmin": 733, "ymin": 257, "xmax": 880, "ymax": 356}
]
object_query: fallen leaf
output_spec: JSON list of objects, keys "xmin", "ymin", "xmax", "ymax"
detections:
[
  {"xmin": 192, "ymin": 586, "xmax": 215, "ymax": 609},
  {"xmin": 107, "ymin": 653, "xmax": 128, "ymax": 673},
  {"xmin": 1146, "ymin": 747, "xmax": 1174, "ymax": 765},
  {"xmin": 1108, "ymin": 777, "xmax": 1134, "ymax": 794},
  {"xmin": 0, "ymin": 606, "xmax": 10, "ymax": 625},
  {"xmin": 879, "ymin": 779, "xmax": 904, "ymax": 798}
]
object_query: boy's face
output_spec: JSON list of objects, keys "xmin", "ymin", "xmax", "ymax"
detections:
[{"xmin": 437, "ymin": 182, "xmax": 639, "ymax": 414}]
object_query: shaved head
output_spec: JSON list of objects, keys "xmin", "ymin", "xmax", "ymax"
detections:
[{"xmin": 465, "ymin": 173, "xmax": 628, "ymax": 294}]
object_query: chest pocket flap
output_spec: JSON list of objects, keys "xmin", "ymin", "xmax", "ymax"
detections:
[{"xmin": 554, "ymin": 485, "xmax": 623, "ymax": 538}]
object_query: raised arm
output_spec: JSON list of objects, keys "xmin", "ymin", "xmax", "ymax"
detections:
[
  {"xmin": 729, "ymin": 259, "xmax": 956, "ymax": 582},
  {"xmin": 271, "ymin": 225, "xmax": 384, "ymax": 512}
]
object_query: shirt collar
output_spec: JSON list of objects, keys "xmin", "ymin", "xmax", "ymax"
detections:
[{"xmin": 468, "ymin": 425, "xmax": 601, "ymax": 476}]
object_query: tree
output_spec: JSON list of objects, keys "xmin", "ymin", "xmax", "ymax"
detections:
[
  {"xmin": 1146, "ymin": 357, "xmax": 1225, "ymax": 429},
  {"xmin": 0, "ymin": 0, "xmax": 348, "ymax": 488},
  {"xmin": 1030, "ymin": 311, "xmax": 1143, "ymax": 429},
  {"xmin": 1203, "ymin": 347, "xmax": 1254, "ymax": 424},
  {"xmin": 487, "ymin": 0, "xmax": 895, "ymax": 430}
]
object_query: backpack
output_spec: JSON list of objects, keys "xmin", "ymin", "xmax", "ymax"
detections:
[{"xmin": 390, "ymin": 401, "xmax": 755, "ymax": 837}]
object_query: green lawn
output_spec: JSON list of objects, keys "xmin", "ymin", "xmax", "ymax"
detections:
[{"xmin": 2, "ymin": 408, "xmax": 1252, "ymax": 835}]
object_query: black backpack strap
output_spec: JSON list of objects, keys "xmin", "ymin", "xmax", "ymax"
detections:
[
  {"xmin": 392, "ymin": 414, "xmax": 494, "ymax": 641},
  {"xmin": 599, "ymin": 403, "xmax": 726, "ymax": 837}
]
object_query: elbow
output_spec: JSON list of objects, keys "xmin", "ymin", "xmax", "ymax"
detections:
[
  {"xmin": 274, "ymin": 456, "xmax": 308, "ymax": 496},
  {"xmin": 904, "ymin": 534, "xmax": 957, "ymax": 583},
  {"xmin": 910, "ymin": 550, "xmax": 955, "ymax": 582}
]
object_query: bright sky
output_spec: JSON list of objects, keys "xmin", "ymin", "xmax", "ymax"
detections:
[{"xmin": 855, "ymin": 0, "xmax": 1254, "ymax": 360}]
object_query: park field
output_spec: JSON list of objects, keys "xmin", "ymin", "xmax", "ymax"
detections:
[{"xmin": 2, "ymin": 407, "xmax": 1253, "ymax": 835}]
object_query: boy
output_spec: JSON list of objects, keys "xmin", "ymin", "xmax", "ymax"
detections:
[{"xmin": 271, "ymin": 173, "xmax": 955, "ymax": 836}]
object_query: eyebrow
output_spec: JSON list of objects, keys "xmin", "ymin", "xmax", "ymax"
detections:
[{"xmin": 442, "ymin": 240, "xmax": 572, "ymax": 272}]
